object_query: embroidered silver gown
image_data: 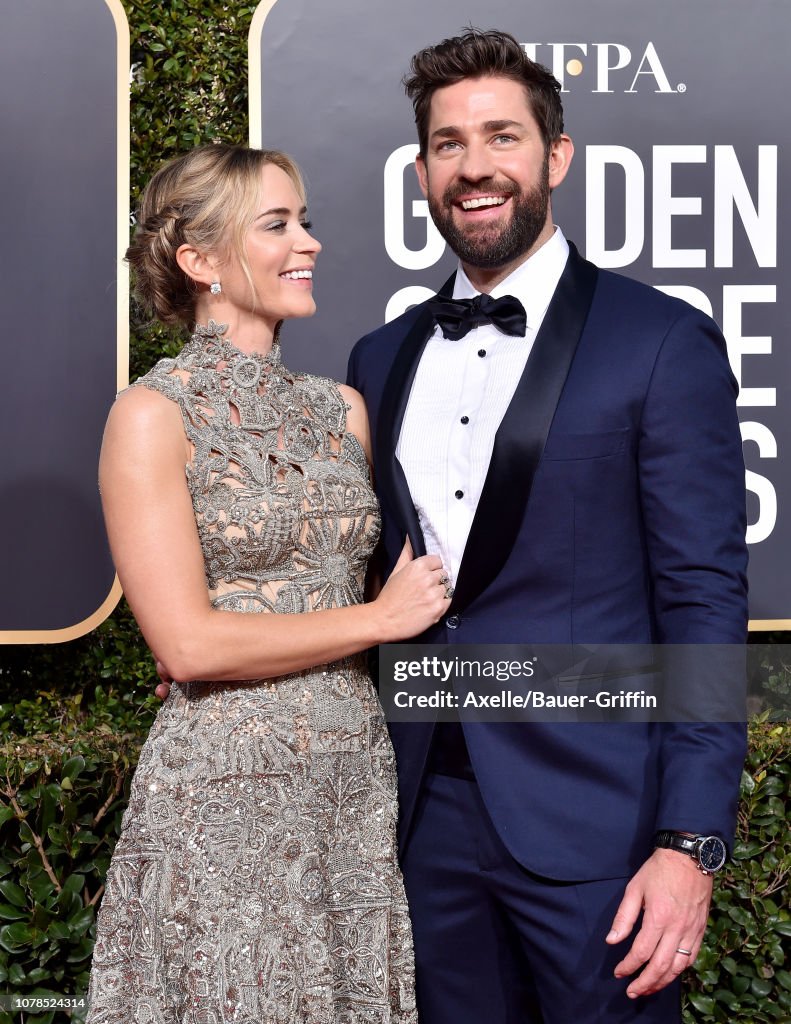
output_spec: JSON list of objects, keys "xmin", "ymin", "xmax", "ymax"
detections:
[{"xmin": 87, "ymin": 322, "xmax": 417, "ymax": 1024}]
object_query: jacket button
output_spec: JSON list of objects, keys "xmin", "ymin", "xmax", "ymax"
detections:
[{"xmin": 446, "ymin": 614, "xmax": 461, "ymax": 629}]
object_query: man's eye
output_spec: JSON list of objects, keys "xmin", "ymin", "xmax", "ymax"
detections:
[
  {"xmin": 437, "ymin": 141, "xmax": 461, "ymax": 152},
  {"xmin": 493, "ymin": 134, "xmax": 516, "ymax": 144}
]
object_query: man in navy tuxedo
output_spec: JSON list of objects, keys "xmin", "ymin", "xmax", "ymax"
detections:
[{"xmin": 347, "ymin": 28, "xmax": 748, "ymax": 1024}]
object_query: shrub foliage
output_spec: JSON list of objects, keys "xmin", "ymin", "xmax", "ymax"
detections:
[
  {"xmin": 0, "ymin": 703, "xmax": 787, "ymax": 1024},
  {"xmin": 683, "ymin": 721, "xmax": 791, "ymax": 1024}
]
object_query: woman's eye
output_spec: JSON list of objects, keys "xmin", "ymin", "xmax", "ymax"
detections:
[
  {"xmin": 301, "ymin": 220, "xmax": 313, "ymax": 231},
  {"xmin": 266, "ymin": 221, "xmax": 286, "ymax": 232}
]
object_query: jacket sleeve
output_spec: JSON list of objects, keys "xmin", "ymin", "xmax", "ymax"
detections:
[
  {"xmin": 346, "ymin": 338, "xmax": 362, "ymax": 391},
  {"xmin": 637, "ymin": 306, "xmax": 748, "ymax": 844}
]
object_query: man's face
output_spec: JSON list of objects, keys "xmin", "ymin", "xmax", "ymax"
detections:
[{"xmin": 416, "ymin": 75, "xmax": 572, "ymax": 275}]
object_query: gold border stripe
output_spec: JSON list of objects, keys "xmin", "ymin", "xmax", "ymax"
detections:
[
  {"xmin": 248, "ymin": 0, "xmax": 281, "ymax": 148},
  {"xmin": 748, "ymin": 619, "xmax": 791, "ymax": 632},
  {"xmin": 0, "ymin": 579, "xmax": 124, "ymax": 646}
]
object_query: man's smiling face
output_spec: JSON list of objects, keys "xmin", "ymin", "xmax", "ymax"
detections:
[{"xmin": 416, "ymin": 75, "xmax": 572, "ymax": 284}]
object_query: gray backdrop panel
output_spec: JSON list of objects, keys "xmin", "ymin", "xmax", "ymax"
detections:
[
  {"xmin": 256, "ymin": 0, "xmax": 788, "ymax": 621},
  {"xmin": 0, "ymin": 0, "xmax": 118, "ymax": 631}
]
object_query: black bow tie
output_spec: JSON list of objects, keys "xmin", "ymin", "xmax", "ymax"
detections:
[{"xmin": 426, "ymin": 293, "xmax": 527, "ymax": 341}]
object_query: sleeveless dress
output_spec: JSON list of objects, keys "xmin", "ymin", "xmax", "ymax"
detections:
[{"xmin": 87, "ymin": 321, "xmax": 417, "ymax": 1024}]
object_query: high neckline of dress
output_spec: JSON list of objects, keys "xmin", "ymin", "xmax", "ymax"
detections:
[{"xmin": 189, "ymin": 319, "xmax": 282, "ymax": 372}]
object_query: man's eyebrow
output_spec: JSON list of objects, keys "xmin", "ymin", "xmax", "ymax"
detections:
[
  {"xmin": 430, "ymin": 125, "xmax": 462, "ymax": 142},
  {"xmin": 483, "ymin": 119, "xmax": 525, "ymax": 133},
  {"xmin": 429, "ymin": 119, "xmax": 526, "ymax": 142}
]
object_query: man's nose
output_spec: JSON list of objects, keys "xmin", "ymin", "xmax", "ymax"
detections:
[{"xmin": 457, "ymin": 140, "xmax": 497, "ymax": 182}]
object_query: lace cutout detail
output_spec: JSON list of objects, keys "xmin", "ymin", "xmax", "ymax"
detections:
[{"xmin": 132, "ymin": 320, "xmax": 381, "ymax": 613}]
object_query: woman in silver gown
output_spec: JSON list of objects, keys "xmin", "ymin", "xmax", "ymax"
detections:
[{"xmin": 88, "ymin": 144, "xmax": 450, "ymax": 1023}]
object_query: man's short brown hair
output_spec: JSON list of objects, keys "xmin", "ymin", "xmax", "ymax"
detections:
[{"xmin": 403, "ymin": 28, "xmax": 564, "ymax": 157}]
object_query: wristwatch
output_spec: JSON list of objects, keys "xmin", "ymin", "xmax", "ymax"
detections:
[{"xmin": 654, "ymin": 830, "xmax": 728, "ymax": 874}]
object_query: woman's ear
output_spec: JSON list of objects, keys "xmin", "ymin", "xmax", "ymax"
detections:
[{"xmin": 175, "ymin": 243, "xmax": 217, "ymax": 287}]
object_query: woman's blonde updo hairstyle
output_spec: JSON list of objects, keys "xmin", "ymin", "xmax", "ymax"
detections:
[{"xmin": 126, "ymin": 143, "xmax": 306, "ymax": 327}]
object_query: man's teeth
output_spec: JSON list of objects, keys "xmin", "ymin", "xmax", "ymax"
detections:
[
  {"xmin": 461, "ymin": 196, "xmax": 507, "ymax": 210},
  {"xmin": 281, "ymin": 270, "xmax": 313, "ymax": 279}
]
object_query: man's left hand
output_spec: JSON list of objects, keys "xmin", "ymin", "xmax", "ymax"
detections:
[{"xmin": 606, "ymin": 848, "xmax": 713, "ymax": 998}]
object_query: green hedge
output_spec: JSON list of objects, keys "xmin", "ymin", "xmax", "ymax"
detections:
[
  {"xmin": 683, "ymin": 721, "xmax": 791, "ymax": 1023},
  {"xmin": 0, "ymin": 703, "xmax": 788, "ymax": 1024},
  {"xmin": 0, "ymin": 2, "xmax": 789, "ymax": 1021},
  {"xmin": 125, "ymin": 0, "xmax": 261, "ymax": 378},
  {"xmin": 0, "ymin": 703, "xmax": 142, "ymax": 1024}
]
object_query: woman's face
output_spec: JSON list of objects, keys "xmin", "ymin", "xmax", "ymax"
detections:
[{"xmin": 218, "ymin": 163, "xmax": 321, "ymax": 328}]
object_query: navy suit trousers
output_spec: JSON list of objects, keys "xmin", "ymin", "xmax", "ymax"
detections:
[{"xmin": 401, "ymin": 772, "xmax": 681, "ymax": 1024}]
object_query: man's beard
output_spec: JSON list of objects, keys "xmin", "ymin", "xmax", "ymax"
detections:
[{"xmin": 427, "ymin": 159, "xmax": 550, "ymax": 269}]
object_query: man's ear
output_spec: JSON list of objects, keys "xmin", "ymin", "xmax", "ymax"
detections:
[
  {"xmin": 415, "ymin": 153, "xmax": 429, "ymax": 198},
  {"xmin": 175, "ymin": 243, "xmax": 217, "ymax": 287},
  {"xmin": 548, "ymin": 134, "xmax": 574, "ymax": 191}
]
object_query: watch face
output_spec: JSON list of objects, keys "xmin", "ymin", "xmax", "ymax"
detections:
[{"xmin": 698, "ymin": 836, "xmax": 727, "ymax": 872}]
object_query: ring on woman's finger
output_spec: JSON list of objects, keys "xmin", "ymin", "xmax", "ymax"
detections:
[
  {"xmin": 675, "ymin": 948, "xmax": 692, "ymax": 957},
  {"xmin": 443, "ymin": 583, "xmax": 454, "ymax": 600},
  {"xmin": 438, "ymin": 574, "xmax": 449, "ymax": 586}
]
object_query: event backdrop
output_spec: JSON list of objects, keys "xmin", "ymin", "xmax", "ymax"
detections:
[
  {"xmin": 0, "ymin": 0, "xmax": 127, "ymax": 641},
  {"xmin": 250, "ymin": 0, "xmax": 788, "ymax": 627},
  {"xmin": 0, "ymin": 0, "xmax": 787, "ymax": 637}
]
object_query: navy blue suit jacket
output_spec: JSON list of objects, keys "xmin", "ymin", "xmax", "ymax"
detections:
[{"xmin": 347, "ymin": 243, "xmax": 748, "ymax": 881}]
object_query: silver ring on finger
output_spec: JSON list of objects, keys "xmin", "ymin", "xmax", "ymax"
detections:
[{"xmin": 675, "ymin": 948, "xmax": 692, "ymax": 957}]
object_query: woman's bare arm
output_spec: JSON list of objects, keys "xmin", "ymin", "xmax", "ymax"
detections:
[{"xmin": 99, "ymin": 386, "xmax": 445, "ymax": 683}]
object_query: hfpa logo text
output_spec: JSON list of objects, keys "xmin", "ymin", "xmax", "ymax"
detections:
[{"xmin": 522, "ymin": 42, "xmax": 684, "ymax": 94}]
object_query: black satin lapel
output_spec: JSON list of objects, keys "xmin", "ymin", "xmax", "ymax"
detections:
[
  {"xmin": 450, "ymin": 245, "xmax": 599, "ymax": 612},
  {"xmin": 375, "ymin": 336, "xmax": 429, "ymax": 555},
  {"xmin": 437, "ymin": 270, "xmax": 455, "ymax": 298},
  {"xmin": 375, "ymin": 273, "xmax": 457, "ymax": 558}
]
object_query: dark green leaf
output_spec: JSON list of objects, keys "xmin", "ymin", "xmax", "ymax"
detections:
[
  {"xmin": 7, "ymin": 962, "xmax": 24, "ymax": 985},
  {"xmin": 727, "ymin": 905, "xmax": 754, "ymax": 929},
  {"xmin": 0, "ymin": 922, "xmax": 33, "ymax": 951},
  {"xmin": 0, "ymin": 880, "xmax": 27, "ymax": 908},
  {"xmin": 67, "ymin": 907, "xmax": 94, "ymax": 936},
  {"xmin": 0, "ymin": 904, "xmax": 26, "ymax": 922},
  {"xmin": 60, "ymin": 757, "xmax": 86, "ymax": 778},
  {"xmin": 714, "ymin": 988, "xmax": 740, "ymax": 1010},
  {"xmin": 687, "ymin": 993, "xmax": 716, "ymax": 1015},
  {"xmin": 62, "ymin": 873, "xmax": 85, "ymax": 895},
  {"xmin": 760, "ymin": 776, "xmax": 785, "ymax": 796}
]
